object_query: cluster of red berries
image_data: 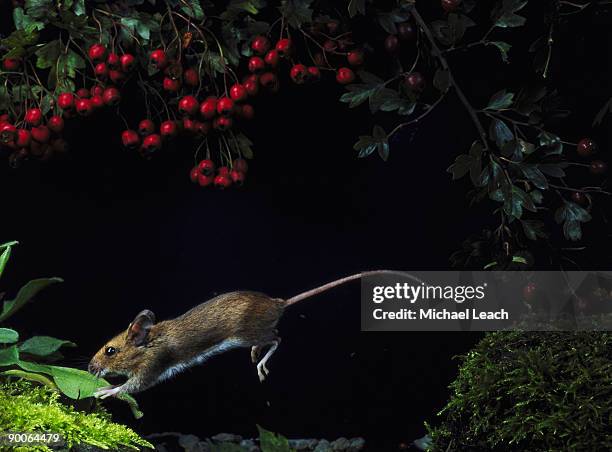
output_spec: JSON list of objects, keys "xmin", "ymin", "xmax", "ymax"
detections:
[
  {"xmin": 570, "ymin": 138, "xmax": 608, "ymax": 205},
  {"xmin": 189, "ymin": 158, "xmax": 248, "ymax": 189}
]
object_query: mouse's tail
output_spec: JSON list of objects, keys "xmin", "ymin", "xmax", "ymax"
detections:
[{"xmin": 284, "ymin": 270, "xmax": 427, "ymax": 307}]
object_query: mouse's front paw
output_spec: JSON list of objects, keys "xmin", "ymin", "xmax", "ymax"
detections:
[{"xmin": 94, "ymin": 385, "xmax": 123, "ymax": 399}]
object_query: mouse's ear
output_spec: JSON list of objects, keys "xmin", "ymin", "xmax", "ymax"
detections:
[{"xmin": 126, "ymin": 309, "xmax": 156, "ymax": 346}]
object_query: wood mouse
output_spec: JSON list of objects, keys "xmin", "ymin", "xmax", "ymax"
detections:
[{"xmin": 89, "ymin": 270, "xmax": 422, "ymax": 399}]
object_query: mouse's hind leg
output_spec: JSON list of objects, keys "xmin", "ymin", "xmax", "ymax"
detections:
[{"xmin": 254, "ymin": 336, "xmax": 281, "ymax": 382}]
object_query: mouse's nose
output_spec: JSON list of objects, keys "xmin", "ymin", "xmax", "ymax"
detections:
[{"xmin": 88, "ymin": 361, "xmax": 98, "ymax": 374}]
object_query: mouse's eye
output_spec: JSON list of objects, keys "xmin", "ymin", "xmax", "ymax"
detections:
[{"xmin": 105, "ymin": 346, "xmax": 117, "ymax": 356}]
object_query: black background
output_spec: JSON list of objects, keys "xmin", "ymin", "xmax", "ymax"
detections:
[{"xmin": 1, "ymin": 1, "xmax": 611, "ymax": 450}]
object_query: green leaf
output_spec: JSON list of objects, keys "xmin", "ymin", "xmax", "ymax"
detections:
[
  {"xmin": 0, "ymin": 243, "xmax": 15, "ymax": 281},
  {"xmin": 538, "ymin": 131, "xmax": 563, "ymax": 155},
  {"xmin": 521, "ymin": 219, "xmax": 547, "ymax": 240},
  {"xmin": 494, "ymin": 0, "xmax": 528, "ymax": 28},
  {"xmin": 35, "ymin": 39, "xmax": 61, "ymax": 69},
  {"xmin": 348, "ymin": 0, "xmax": 366, "ymax": 17},
  {"xmin": 234, "ymin": 133, "xmax": 254, "ymax": 159},
  {"xmin": 555, "ymin": 201, "xmax": 591, "ymax": 241},
  {"xmin": 340, "ymin": 84, "xmax": 379, "ymax": 109},
  {"xmin": 511, "ymin": 255, "xmax": 528, "ymax": 264},
  {"xmin": 520, "ymin": 165, "xmax": 548, "ymax": 190},
  {"xmin": 0, "ymin": 369, "xmax": 59, "ymax": 391},
  {"xmin": 24, "ymin": 0, "xmax": 54, "ymax": 20},
  {"xmin": 1, "ymin": 28, "xmax": 39, "ymax": 58},
  {"xmin": 0, "ymin": 328, "xmax": 19, "ymax": 344},
  {"xmin": 19, "ymin": 336, "xmax": 76, "ymax": 356},
  {"xmin": 354, "ymin": 125, "xmax": 389, "ymax": 161},
  {"xmin": 489, "ymin": 119, "xmax": 514, "ymax": 148},
  {"xmin": 278, "ymin": 0, "xmax": 314, "ymax": 28},
  {"xmin": 257, "ymin": 424, "xmax": 293, "ymax": 452},
  {"xmin": 369, "ymin": 87, "xmax": 399, "ymax": 113},
  {"xmin": 0, "ymin": 278, "xmax": 63, "ymax": 323},
  {"xmin": 0, "ymin": 345, "xmax": 20, "ymax": 366},
  {"xmin": 180, "ymin": 0, "xmax": 205, "ymax": 20},
  {"xmin": 489, "ymin": 41, "xmax": 512, "ymax": 63},
  {"xmin": 485, "ymin": 89, "xmax": 514, "ymax": 110}
]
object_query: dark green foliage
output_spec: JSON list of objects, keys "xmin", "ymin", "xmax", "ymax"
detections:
[{"xmin": 427, "ymin": 330, "xmax": 612, "ymax": 451}]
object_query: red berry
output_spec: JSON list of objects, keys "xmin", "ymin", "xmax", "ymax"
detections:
[
  {"xmin": 178, "ymin": 95, "xmax": 199, "ymax": 116},
  {"xmin": 198, "ymin": 173, "xmax": 215, "ymax": 187},
  {"xmin": 200, "ymin": 97, "xmax": 218, "ymax": 119},
  {"xmin": 2, "ymin": 58, "xmax": 21, "ymax": 71},
  {"xmin": 163, "ymin": 77, "xmax": 182, "ymax": 92},
  {"xmin": 195, "ymin": 121, "xmax": 210, "ymax": 136},
  {"xmin": 213, "ymin": 116, "xmax": 232, "ymax": 131},
  {"xmin": 107, "ymin": 52, "xmax": 120, "ymax": 67},
  {"xmin": 182, "ymin": 118, "xmax": 197, "ymax": 134},
  {"xmin": 243, "ymin": 75, "xmax": 259, "ymax": 96},
  {"xmin": 405, "ymin": 72, "xmax": 426, "ymax": 92},
  {"xmin": 160, "ymin": 120, "xmax": 178, "ymax": 138},
  {"xmin": 94, "ymin": 62, "xmax": 109, "ymax": 78},
  {"xmin": 523, "ymin": 282, "xmax": 537, "ymax": 301},
  {"xmin": 385, "ymin": 35, "xmax": 399, "ymax": 53},
  {"xmin": 16, "ymin": 129, "xmax": 31, "ymax": 147},
  {"xmin": 336, "ymin": 67, "xmax": 355, "ymax": 84},
  {"xmin": 120, "ymin": 54, "xmax": 136, "ymax": 72},
  {"xmin": 122, "ymin": 129, "xmax": 140, "ymax": 149},
  {"xmin": 31, "ymin": 125, "xmax": 50, "ymax": 143},
  {"xmin": 91, "ymin": 85, "xmax": 104, "ymax": 97},
  {"xmin": 590, "ymin": 160, "xmax": 608, "ymax": 175},
  {"xmin": 264, "ymin": 50, "xmax": 280, "ymax": 68},
  {"xmin": 218, "ymin": 166, "xmax": 230, "ymax": 176},
  {"xmin": 397, "ymin": 22, "xmax": 416, "ymax": 41},
  {"xmin": 90, "ymin": 95, "xmax": 104, "ymax": 109},
  {"xmin": 570, "ymin": 192, "xmax": 588, "ymax": 205},
  {"xmin": 275, "ymin": 38, "xmax": 293, "ymax": 56},
  {"xmin": 76, "ymin": 88, "xmax": 90, "ymax": 98},
  {"xmin": 307, "ymin": 66, "xmax": 321, "ymax": 81},
  {"xmin": 248, "ymin": 56, "xmax": 265, "ymax": 73},
  {"xmin": 442, "ymin": 0, "xmax": 461, "ymax": 13},
  {"xmin": 102, "ymin": 87, "xmax": 121, "ymax": 106},
  {"xmin": 75, "ymin": 98, "xmax": 93, "ymax": 116},
  {"xmin": 25, "ymin": 108, "xmax": 43, "ymax": 126},
  {"xmin": 214, "ymin": 173, "xmax": 232, "ymax": 189},
  {"xmin": 58, "ymin": 92, "xmax": 75, "ymax": 110},
  {"xmin": 290, "ymin": 64, "xmax": 308, "ymax": 84},
  {"xmin": 138, "ymin": 119, "xmax": 155, "ymax": 136},
  {"xmin": 323, "ymin": 40, "xmax": 337, "ymax": 52},
  {"xmin": 0, "ymin": 123, "xmax": 17, "ymax": 143},
  {"xmin": 190, "ymin": 167, "xmax": 200, "ymax": 183},
  {"xmin": 142, "ymin": 134, "xmax": 162, "ymax": 153},
  {"xmin": 238, "ymin": 104, "xmax": 254, "ymax": 120},
  {"xmin": 88, "ymin": 43, "xmax": 107, "ymax": 62},
  {"xmin": 150, "ymin": 49, "xmax": 168, "ymax": 69},
  {"xmin": 109, "ymin": 69, "xmax": 125, "ymax": 84},
  {"xmin": 217, "ymin": 97, "xmax": 235, "ymax": 116},
  {"xmin": 347, "ymin": 50, "xmax": 365, "ymax": 66},
  {"xmin": 233, "ymin": 158, "xmax": 248, "ymax": 173},
  {"xmin": 47, "ymin": 115, "xmax": 64, "ymax": 133},
  {"xmin": 184, "ymin": 67, "xmax": 199, "ymax": 87},
  {"xmin": 576, "ymin": 138, "xmax": 597, "ymax": 157},
  {"xmin": 198, "ymin": 159, "xmax": 215, "ymax": 176},
  {"xmin": 251, "ymin": 35, "xmax": 271, "ymax": 55},
  {"xmin": 230, "ymin": 169, "xmax": 245, "ymax": 186},
  {"xmin": 230, "ymin": 84, "xmax": 248, "ymax": 102},
  {"xmin": 259, "ymin": 72, "xmax": 279, "ymax": 91}
]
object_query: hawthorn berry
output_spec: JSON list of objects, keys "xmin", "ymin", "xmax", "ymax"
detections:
[
  {"xmin": 163, "ymin": 77, "xmax": 182, "ymax": 92},
  {"xmin": 385, "ymin": 35, "xmax": 399, "ymax": 53},
  {"xmin": 404, "ymin": 72, "xmax": 426, "ymax": 92},
  {"xmin": 94, "ymin": 62, "xmax": 109, "ymax": 78},
  {"xmin": 230, "ymin": 84, "xmax": 248, "ymax": 102},
  {"xmin": 15, "ymin": 129, "xmax": 31, "ymax": 148},
  {"xmin": 238, "ymin": 104, "xmax": 255, "ymax": 120},
  {"xmin": 251, "ymin": 35, "xmax": 271, "ymax": 55},
  {"xmin": 160, "ymin": 120, "xmax": 178, "ymax": 138},
  {"xmin": 76, "ymin": 88, "xmax": 90, "ymax": 98},
  {"xmin": 91, "ymin": 85, "xmax": 104, "ymax": 97},
  {"xmin": 214, "ymin": 173, "xmax": 232, "ymax": 189},
  {"xmin": 102, "ymin": 87, "xmax": 121, "ymax": 106},
  {"xmin": 142, "ymin": 134, "xmax": 162, "ymax": 153},
  {"xmin": 24, "ymin": 108, "xmax": 43, "ymax": 126},
  {"xmin": 122, "ymin": 129, "xmax": 140, "ymax": 149},
  {"xmin": 590, "ymin": 160, "xmax": 608, "ymax": 175},
  {"xmin": 230, "ymin": 169, "xmax": 245, "ymax": 186},
  {"xmin": 290, "ymin": 64, "xmax": 309, "ymax": 84},
  {"xmin": 323, "ymin": 40, "xmax": 337, "ymax": 52},
  {"xmin": 182, "ymin": 118, "xmax": 197, "ymax": 134},
  {"xmin": 90, "ymin": 95, "xmax": 104, "ymax": 109},
  {"xmin": 248, "ymin": 56, "xmax": 265, "ymax": 73},
  {"xmin": 0, "ymin": 123, "xmax": 16, "ymax": 143},
  {"xmin": 150, "ymin": 49, "xmax": 168, "ymax": 69},
  {"xmin": 397, "ymin": 22, "xmax": 416, "ymax": 41},
  {"xmin": 243, "ymin": 75, "xmax": 259, "ymax": 96},
  {"xmin": 138, "ymin": 119, "xmax": 155, "ymax": 136},
  {"xmin": 347, "ymin": 50, "xmax": 365, "ymax": 66},
  {"xmin": 75, "ymin": 98, "xmax": 93, "ymax": 116},
  {"xmin": 259, "ymin": 72, "xmax": 279, "ymax": 91},
  {"xmin": 576, "ymin": 138, "xmax": 597, "ymax": 157},
  {"xmin": 31, "ymin": 125, "xmax": 50, "ymax": 143},
  {"xmin": 275, "ymin": 38, "xmax": 293, "ymax": 56},
  {"xmin": 233, "ymin": 158, "xmax": 248, "ymax": 173},
  {"xmin": 109, "ymin": 69, "xmax": 125, "ymax": 84},
  {"xmin": 88, "ymin": 43, "xmax": 107, "ymax": 62},
  {"xmin": 58, "ymin": 92, "xmax": 75, "ymax": 110},
  {"xmin": 107, "ymin": 52, "xmax": 120, "ymax": 67},
  {"xmin": 307, "ymin": 66, "xmax": 321, "ymax": 81},
  {"xmin": 195, "ymin": 121, "xmax": 211, "ymax": 136},
  {"xmin": 441, "ymin": 0, "xmax": 461, "ymax": 13},
  {"xmin": 216, "ymin": 97, "xmax": 234, "ymax": 116},
  {"xmin": 200, "ymin": 97, "xmax": 218, "ymax": 119},
  {"xmin": 198, "ymin": 159, "xmax": 215, "ymax": 176},
  {"xmin": 336, "ymin": 67, "xmax": 355, "ymax": 84},
  {"xmin": 2, "ymin": 58, "xmax": 21, "ymax": 71},
  {"xmin": 264, "ymin": 50, "xmax": 279, "ymax": 68},
  {"xmin": 47, "ymin": 115, "xmax": 64, "ymax": 133},
  {"xmin": 120, "ymin": 54, "xmax": 136, "ymax": 72},
  {"xmin": 178, "ymin": 95, "xmax": 199, "ymax": 116},
  {"xmin": 198, "ymin": 173, "xmax": 215, "ymax": 187},
  {"xmin": 190, "ymin": 167, "xmax": 200, "ymax": 183},
  {"xmin": 214, "ymin": 117, "xmax": 233, "ymax": 131},
  {"xmin": 184, "ymin": 67, "xmax": 199, "ymax": 87}
]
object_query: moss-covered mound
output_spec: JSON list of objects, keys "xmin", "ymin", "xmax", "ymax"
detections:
[
  {"xmin": 427, "ymin": 331, "xmax": 612, "ymax": 451},
  {"xmin": 0, "ymin": 381, "xmax": 152, "ymax": 451}
]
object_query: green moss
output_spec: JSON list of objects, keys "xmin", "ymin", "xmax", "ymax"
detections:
[
  {"xmin": 0, "ymin": 381, "xmax": 153, "ymax": 451},
  {"xmin": 427, "ymin": 331, "xmax": 612, "ymax": 451}
]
